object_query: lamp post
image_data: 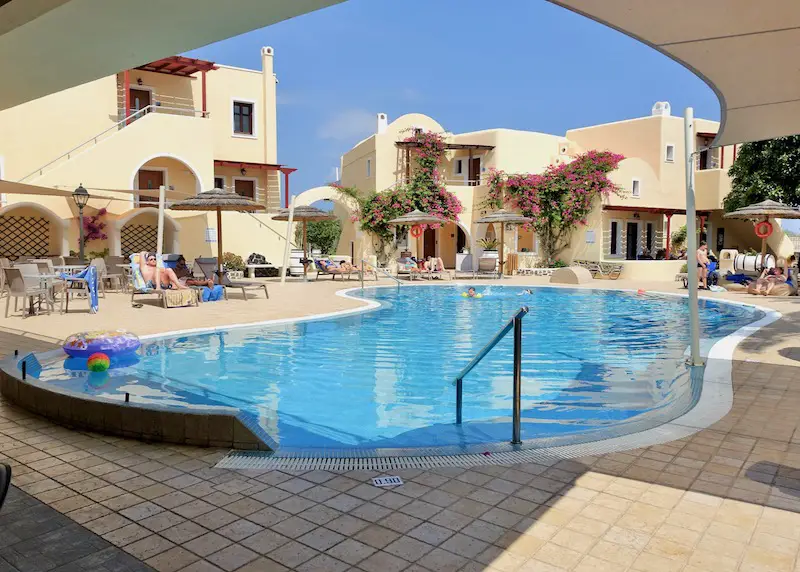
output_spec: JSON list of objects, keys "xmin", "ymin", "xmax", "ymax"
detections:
[{"xmin": 72, "ymin": 184, "xmax": 89, "ymax": 263}]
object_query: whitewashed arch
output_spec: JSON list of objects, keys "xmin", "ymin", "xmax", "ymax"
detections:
[
  {"xmin": 0, "ymin": 201, "xmax": 69, "ymax": 256},
  {"xmin": 128, "ymin": 153, "xmax": 204, "ymax": 209},
  {"xmin": 110, "ymin": 207, "xmax": 182, "ymax": 256}
]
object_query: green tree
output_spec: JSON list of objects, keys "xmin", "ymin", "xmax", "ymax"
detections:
[
  {"xmin": 724, "ymin": 136, "xmax": 800, "ymax": 212},
  {"xmin": 295, "ymin": 219, "xmax": 342, "ymax": 254}
]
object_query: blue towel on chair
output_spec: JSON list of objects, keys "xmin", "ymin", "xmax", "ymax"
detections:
[{"xmin": 61, "ymin": 265, "xmax": 99, "ymax": 313}]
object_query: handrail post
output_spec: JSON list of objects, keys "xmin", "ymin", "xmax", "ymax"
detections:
[
  {"xmin": 456, "ymin": 377, "xmax": 463, "ymax": 424},
  {"xmin": 361, "ymin": 267, "xmax": 364, "ymax": 290},
  {"xmin": 511, "ymin": 314, "xmax": 523, "ymax": 445}
]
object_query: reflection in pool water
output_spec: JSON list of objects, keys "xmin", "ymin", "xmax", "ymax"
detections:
[{"xmin": 33, "ymin": 286, "xmax": 764, "ymax": 452}]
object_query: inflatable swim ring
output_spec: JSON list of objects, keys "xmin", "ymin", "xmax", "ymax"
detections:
[
  {"xmin": 63, "ymin": 330, "xmax": 140, "ymax": 359},
  {"xmin": 461, "ymin": 292, "xmax": 483, "ymax": 298}
]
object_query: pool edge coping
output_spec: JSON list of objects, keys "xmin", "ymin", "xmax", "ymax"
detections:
[{"xmin": 1, "ymin": 283, "xmax": 782, "ymax": 462}]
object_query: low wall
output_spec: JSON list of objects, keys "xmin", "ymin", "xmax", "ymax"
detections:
[
  {"xmin": 614, "ymin": 259, "xmax": 686, "ymax": 281},
  {"xmin": 0, "ymin": 366, "xmax": 270, "ymax": 450}
]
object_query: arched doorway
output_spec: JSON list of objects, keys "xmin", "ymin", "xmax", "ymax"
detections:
[
  {"xmin": 130, "ymin": 155, "xmax": 202, "ymax": 208},
  {"xmin": 110, "ymin": 208, "xmax": 181, "ymax": 256},
  {"xmin": 0, "ymin": 202, "xmax": 68, "ymax": 258}
]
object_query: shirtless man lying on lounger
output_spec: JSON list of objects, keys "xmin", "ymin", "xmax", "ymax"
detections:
[{"xmin": 139, "ymin": 252, "xmax": 187, "ymax": 290}]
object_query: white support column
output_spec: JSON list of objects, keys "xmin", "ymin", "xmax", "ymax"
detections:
[
  {"xmin": 684, "ymin": 108, "xmax": 702, "ymax": 366},
  {"xmin": 156, "ymin": 185, "xmax": 165, "ymax": 287}
]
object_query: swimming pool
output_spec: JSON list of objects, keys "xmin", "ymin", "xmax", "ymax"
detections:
[{"xmin": 31, "ymin": 285, "xmax": 765, "ymax": 453}]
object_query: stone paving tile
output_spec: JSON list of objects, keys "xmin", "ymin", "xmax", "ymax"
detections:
[{"xmin": 6, "ymin": 292, "xmax": 800, "ymax": 571}]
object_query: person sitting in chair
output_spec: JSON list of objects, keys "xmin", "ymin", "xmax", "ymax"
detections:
[
  {"xmin": 139, "ymin": 252, "xmax": 186, "ymax": 290},
  {"xmin": 174, "ymin": 256, "xmax": 224, "ymax": 301}
]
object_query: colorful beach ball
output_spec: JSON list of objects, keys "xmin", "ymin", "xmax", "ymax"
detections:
[{"xmin": 87, "ymin": 352, "xmax": 111, "ymax": 372}]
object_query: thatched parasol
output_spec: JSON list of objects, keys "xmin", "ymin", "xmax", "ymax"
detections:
[
  {"xmin": 170, "ymin": 189, "xmax": 265, "ymax": 275},
  {"xmin": 476, "ymin": 209, "xmax": 532, "ymax": 279},
  {"xmin": 274, "ymin": 205, "xmax": 336, "ymax": 280},
  {"xmin": 387, "ymin": 210, "xmax": 445, "ymax": 263},
  {"xmin": 723, "ymin": 199, "xmax": 800, "ymax": 257}
]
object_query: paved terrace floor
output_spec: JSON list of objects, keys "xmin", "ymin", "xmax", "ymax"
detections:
[{"xmin": 1, "ymin": 276, "xmax": 800, "ymax": 572}]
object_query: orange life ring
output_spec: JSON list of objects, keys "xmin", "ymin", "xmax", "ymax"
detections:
[
  {"xmin": 410, "ymin": 225, "xmax": 423, "ymax": 238},
  {"xmin": 754, "ymin": 220, "xmax": 773, "ymax": 239}
]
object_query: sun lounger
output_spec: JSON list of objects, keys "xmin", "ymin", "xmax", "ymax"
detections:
[
  {"xmin": 195, "ymin": 258, "xmax": 268, "ymax": 300},
  {"xmin": 130, "ymin": 253, "xmax": 198, "ymax": 308},
  {"xmin": 314, "ymin": 259, "xmax": 357, "ymax": 280},
  {"xmin": 473, "ymin": 257, "xmax": 499, "ymax": 279},
  {"xmin": 574, "ymin": 260, "xmax": 623, "ymax": 280}
]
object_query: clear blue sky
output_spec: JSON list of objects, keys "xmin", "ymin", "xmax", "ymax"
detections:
[{"xmin": 186, "ymin": 0, "xmax": 721, "ymax": 197}]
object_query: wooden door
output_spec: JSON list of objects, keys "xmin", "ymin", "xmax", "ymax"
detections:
[
  {"xmin": 423, "ymin": 228, "xmax": 436, "ymax": 259},
  {"xmin": 129, "ymin": 89, "xmax": 151, "ymax": 115},
  {"xmin": 468, "ymin": 158, "xmax": 481, "ymax": 186},
  {"xmin": 234, "ymin": 180, "xmax": 255, "ymax": 199},
  {"xmin": 137, "ymin": 169, "xmax": 163, "ymax": 207}
]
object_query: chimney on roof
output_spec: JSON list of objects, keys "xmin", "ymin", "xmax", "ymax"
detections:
[
  {"xmin": 651, "ymin": 101, "xmax": 671, "ymax": 117},
  {"xmin": 377, "ymin": 113, "xmax": 388, "ymax": 134}
]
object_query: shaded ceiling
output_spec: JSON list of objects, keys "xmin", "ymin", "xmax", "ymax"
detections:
[
  {"xmin": 0, "ymin": 0, "xmax": 343, "ymax": 110},
  {"xmin": 2, "ymin": 0, "xmax": 800, "ymax": 148},
  {"xmin": 547, "ymin": 0, "xmax": 800, "ymax": 146}
]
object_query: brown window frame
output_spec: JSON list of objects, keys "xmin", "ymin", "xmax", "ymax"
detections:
[{"xmin": 233, "ymin": 101, "xmax": 254, "ymax": 135}]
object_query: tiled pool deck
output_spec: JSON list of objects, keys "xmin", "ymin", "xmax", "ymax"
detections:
[{"xmin": 2, "ymin": 277, "xmax": 800, "ymax": 571}]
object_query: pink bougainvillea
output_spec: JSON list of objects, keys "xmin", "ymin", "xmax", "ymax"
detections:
[
  {"xmin": 486, "ymin": 151, "xmax": 625, "ymax": 263},
  {"xmin": 349, "ymin": 130, "xmax": 463, "ymax": 243},
  {"xmin": 82, "ymin": 208, "xmax": 108, "ymax": 244}
]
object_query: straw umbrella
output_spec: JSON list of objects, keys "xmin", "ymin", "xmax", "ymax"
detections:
[
  {"xmin": 273, "ymin": 205, "xmax": 336, "ymax": 280},
  {"xmin": 723, "ymin": 199, "xmax": 800, "ymax": 258},
  {"xmin": 170, "ymin": 189, "xmax": 265, "ymax": 276},
  {"xmin": 387, "ymin": 209, "xmax": 445, "ymax": 262},
  {"xmin": 475, "ymin": 209, "xmax": 532, "ymax": 279}
]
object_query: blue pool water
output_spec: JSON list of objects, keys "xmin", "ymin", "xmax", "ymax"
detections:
[{"xmin": 33, "ymin": 286, "xmax": 763, "ymax": 452}]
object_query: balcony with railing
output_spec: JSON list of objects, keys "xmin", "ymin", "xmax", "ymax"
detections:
[{"xmin": 117, "ymin": 56, "xmax": 218, "ymax": 123}]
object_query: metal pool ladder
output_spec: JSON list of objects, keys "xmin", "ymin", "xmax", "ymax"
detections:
[
  {"xmin": 361, "ymin": 259, "xmax": 402, "ymax": 289},
  {"xmin": 455, "ymin": 306, "xmax": 529, "ymax": 444}
]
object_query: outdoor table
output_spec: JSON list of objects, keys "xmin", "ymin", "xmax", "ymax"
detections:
[
  {"xmin": 53, "ymin": 264, "xmax": 87, "ymax": 273},
  {"xmin": 21, "ymin": 273, "xmax": 65, "ymax": 316}
]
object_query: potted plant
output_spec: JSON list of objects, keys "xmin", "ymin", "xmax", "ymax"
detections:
[{"xmin": 478, "ymin": 238, "xmax": 498, "ymax": 251}]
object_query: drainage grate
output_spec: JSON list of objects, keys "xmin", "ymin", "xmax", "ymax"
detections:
[{"xmin": 214, "ymin": 449, "xmax": 566, "ymax": 471}]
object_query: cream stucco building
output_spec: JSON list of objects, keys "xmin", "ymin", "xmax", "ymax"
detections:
[
  {"xmin": 329, "ymin": 106, "xmax": 793, "ymax": 279},
  {"xmin": 0, "ymin": 48, "xmax": 294, "ymax": 265}
]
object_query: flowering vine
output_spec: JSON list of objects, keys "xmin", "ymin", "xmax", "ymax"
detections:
[
  {"xmin": 486, "ymin": 150, "xmax": 625, "ymax": 264},
  {"xmin": 338, "ymin": 130, "xmax": 462, "ymax": 260},
  {"xmin": 83, "ymin": 208, "xmax": 108, "ymax": 244}
]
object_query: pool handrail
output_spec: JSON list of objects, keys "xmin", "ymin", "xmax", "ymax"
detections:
[
  {"xmin": 455, "ymin": 305, "xmax": 529, "ymax": 444},
  {"xmin": 361, "ymin": 259, "xmax": 402, "ymax": 289}
]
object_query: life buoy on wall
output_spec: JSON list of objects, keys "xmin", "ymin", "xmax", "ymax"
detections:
[
  {"xmin": 410, "ymin": 225, "xmax": 423, "ymax": 238},
  {"xmin": 754, "ymin": 220, "xmax": 773, "ymax": 239}
]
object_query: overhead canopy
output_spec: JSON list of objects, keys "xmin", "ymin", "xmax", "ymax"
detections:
[
  {"xmin": 547, "ymin": 0, "xmax": 800, "ymax": 146},
  {"xmin": 0, "ymin": 0, "xmax": 343, "ymax": 110},
  {"xmin": 136, "ymin": 56, "xmax": 218, "ymax": 77},
  {"xmin": 396, "ymin": 141, "xmax": 495, "ymax": 151}
]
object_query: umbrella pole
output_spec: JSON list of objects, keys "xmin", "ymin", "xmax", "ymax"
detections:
[
  {"xmin": 216, "ymin": 208, "xmax": 223, "ymax": 279},
  {"xmin": 303, "ymin": 220, "xmax": 308, "ymax": 281},
  {"xmin": 761, "ymin": 216, "xmax": 768, "ymax": 260},
  {"xmin": 280, "ymin": 196, "xmax": 295, "ymax": 284}
]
